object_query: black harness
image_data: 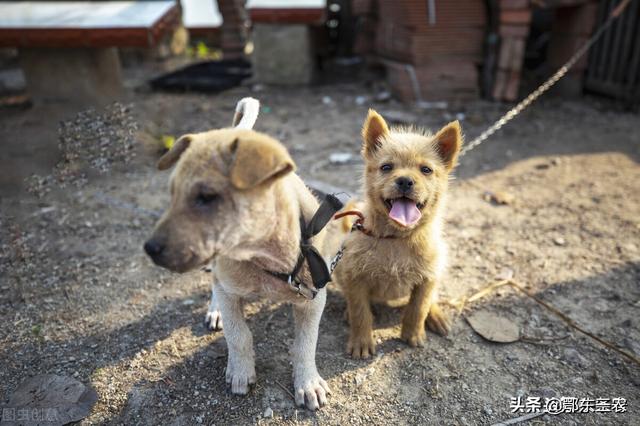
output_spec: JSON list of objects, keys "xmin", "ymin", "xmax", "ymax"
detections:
[{"xmin": 263, "ymin": 194, "xmax": 343, "ymax": 299}]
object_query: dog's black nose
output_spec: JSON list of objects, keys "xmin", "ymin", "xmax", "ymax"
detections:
[
  {"xmin": 144, "ymin": 239, "xmax": 165, "ymax": 258},
  {"xmin": 395, "ymin": 177, "xmax": 414, "ymax": 193}
]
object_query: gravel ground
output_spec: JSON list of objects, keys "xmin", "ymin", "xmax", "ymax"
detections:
[{"xmin": 1, "ymin": 83, "xmax": 639, "ymax": 425}]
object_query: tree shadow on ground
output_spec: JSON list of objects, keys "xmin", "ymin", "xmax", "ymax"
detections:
[{"xmin": 82, "ymin": 261, "xmax": 640, "ymax": 424}]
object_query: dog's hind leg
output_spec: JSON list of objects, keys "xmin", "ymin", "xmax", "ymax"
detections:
[
  {"xmin": 291, "ymin": 289, "xmax": 331, "ymax": 410},
  {"xmin": 214, "ymin": 285, "xmax": 256, "ymax": 394},
  {"xmin": 425, "ymin": 302, "xmax": 450, "ymax": 336},
  {"xmin": 205, "ymin": 281, "xmax": 223, "ymax": 331}
]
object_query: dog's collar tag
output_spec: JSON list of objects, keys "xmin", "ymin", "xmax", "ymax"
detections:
[{"xmin": 264, "ymin": 194, "xmax": 343, "ymax": 298}]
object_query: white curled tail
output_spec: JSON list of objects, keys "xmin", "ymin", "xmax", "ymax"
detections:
[{"xmin": 232, "ymin": 97, "xmax": 260, "ymax": 130}]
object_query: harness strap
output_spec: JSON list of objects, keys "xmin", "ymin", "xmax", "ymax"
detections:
[{"xmin": 263, "ymin": 194, "xmax": 343, "ymax": 298}]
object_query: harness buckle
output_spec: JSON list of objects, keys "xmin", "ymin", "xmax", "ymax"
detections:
[{"xmin": 288, "ymin": 275, "xmax": 318, "ymax": 299}]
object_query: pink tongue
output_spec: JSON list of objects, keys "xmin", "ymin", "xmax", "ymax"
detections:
[{"xmin": 389, "ymin": 198, "xmax": 422, "ymax": 227}]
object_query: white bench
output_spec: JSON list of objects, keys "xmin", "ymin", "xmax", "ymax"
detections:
[{"xmin": 0, "ymin": 1, "xmax": 181, "ymax": 103}]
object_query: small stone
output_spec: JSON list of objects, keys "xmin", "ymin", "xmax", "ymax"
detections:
[
  {"xmin": 379, "ymin": 110, "xmax": 417, "ymax": 125},
  {"xmin": 375, "ymin": 91, "xmax": 391, "ymax": 102},
  {"xmin": 263, "ymin": 407, "xmax": 274, "ymax": 418},
  {"xmin": 533, "ymin": 387, "xmax": 557, "ymax": 399},
  {"xmin": 624, "ymin": 337, "xmax": 640, "ymax": 356},
  {"xmin": 483, "ymin": 190, "xmax": 515, "ymax": 206},
  {"xmin": 496, "ymin": 267, "xmax": 514, "ymax": 281},
  {"xmin": 562, "ymin": 348, "xmax": 590, "ymax": 368},
  {"xmin": 553, "ymin": 237, "xmax": 566, "ymax": 246},
  {"xmin": 483, "ymin": 406, "xmax": 493, "ymax": 415},
  {"xmin": 329, "ymin": 152, "xmax": 355, "ymax": 165}
]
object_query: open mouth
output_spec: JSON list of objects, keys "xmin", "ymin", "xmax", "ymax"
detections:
[{"xmin": 384, "ymin": 197, "xmax": 425, "ymax": 227}]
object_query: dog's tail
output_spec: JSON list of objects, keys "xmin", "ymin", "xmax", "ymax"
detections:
[{"xmin": 232, "ymin": 97, "xmax": 260, "ymax": 130}]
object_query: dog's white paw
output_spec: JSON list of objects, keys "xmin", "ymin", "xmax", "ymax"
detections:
[
  {"xmin": 225, "ymin": 360, "xmax": 256, "ymax": 395},
  {"xmin": 204, "ymin": 309, "xmax": 223, "ymax": 331},
  {"xmin": 294, "ymin": 371, "xmax": 330, "ymax": 410}
]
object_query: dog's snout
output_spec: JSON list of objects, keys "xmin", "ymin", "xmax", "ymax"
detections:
[
  {"xmin": 144, "ymin": 239, "xmax": 165, "ymax": 258},
  {"xmin": 395, "ymin": 176, "xmax": 414, "ymax": 193}
]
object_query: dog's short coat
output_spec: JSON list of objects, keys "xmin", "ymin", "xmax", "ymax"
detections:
[
  {"xmin": 144, "ymin": 100, "xmax": 345, "ymax": 410},
  {"xmin": 333, "ymin": 109, "xmax": 462, "ymax": 359}
]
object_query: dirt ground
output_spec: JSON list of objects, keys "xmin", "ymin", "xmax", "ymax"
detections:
[{"xmin": 1, "ymin": 81, "xmax": 639, "ymax": 425}]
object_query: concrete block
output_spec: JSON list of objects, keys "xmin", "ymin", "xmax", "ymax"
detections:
[
  {"xmin": 251, "ymin": 24, "xmax": 314, "ymax": 85},
  {"xmin": 19, "ymin": 47, "xmax": 122, "ymax": 105}
]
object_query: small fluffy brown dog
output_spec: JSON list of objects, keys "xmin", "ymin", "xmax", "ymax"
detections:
[
  {"xmin": 333, "ymin": 110, "xmax": 462, "ymax": 359},
  {"xmin": 144, "ymin": 99, "xmax": 346, "ymax": 410}
]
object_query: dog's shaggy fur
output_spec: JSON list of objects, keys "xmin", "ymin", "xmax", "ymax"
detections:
[
  {"xmin": 333, "ymin": 110, "xmax": 462, "ymax": 359},
  {"xmin": 144, "ymin": 101, "xmax": 346, "ymax": 410}
]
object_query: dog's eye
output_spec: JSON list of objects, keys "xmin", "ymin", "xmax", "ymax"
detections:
[
  {"xmin": 196, "ymin": 192, "xmax": 219, "ymax": 206},
  {"xmin": 380, "ymin": 164, "xmax": 393, "ymax": 172},
  {"xmin": 420, "ymin": 166, "xmax": 433, "ymax": 175}
]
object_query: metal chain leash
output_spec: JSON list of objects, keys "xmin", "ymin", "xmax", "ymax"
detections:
[{"xmin": 460, "ymin": 0, "xmax": 634, "ymax": 157}]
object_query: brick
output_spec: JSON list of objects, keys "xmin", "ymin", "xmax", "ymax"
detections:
[
  {"xmin": 384, "ymin": 59, "xmax": 479, "ymax": 101},
  {"xmin": 378, "ymin": 0, "xmax": 486, "ymax": 29},
  {"xmin": 499, "ymin": 0, "xmax": 530, "ymax": 9},
  {"xmin": 492, "ymin": 69, "xmax": 508, "ymax": 99},
  {"xmin": 498, "ymin": 36, "xmax": 526, "ymax": 71},
  {"xmin": 547, "ymin": 34, "xmax": 590, "ymax": 70},
  {"xmin": 500, "ymin": 9, "xmax": 532, "ymax": 25},
  {"xmin": 352, "ymin": 0, "xmax": 374, "ymax": 16},
  {"xmin": 552, "ymin": 3, "xmax": 598, "ymax": 36},
  {"xmin": 504, "ymin": 69, "xmax": 521, "ymax": 101},
  {"xmin": 499, "ymin": 24, "xmax": 530, "ymax": 37}
]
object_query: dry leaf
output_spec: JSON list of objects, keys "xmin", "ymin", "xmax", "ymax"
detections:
[
  {"xmin": 466, "ymin": 310, "xmax": 520, "ymax": 343},
  {"xmin": 2, "ymin": 374, "xmax": 98, "ymax": 426}
]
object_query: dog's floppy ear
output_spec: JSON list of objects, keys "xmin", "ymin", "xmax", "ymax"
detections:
[
  {"xmin": 433, "ymin": 121, "xmax": 462, "ymax": 171},
  {"xmin": 362, "ymin": 109, "xmax": 389, "ymax": 158},
  {"xmin": 229, "ymin": 134, "xmax": 296, "ymax": 189},
  {"xmin": 157, "ymin": 135, "xmax": 193, "ymax": 170}
]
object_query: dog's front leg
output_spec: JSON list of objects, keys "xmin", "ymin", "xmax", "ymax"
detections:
[
  {"xmin": 345, "ymin": 286, "xmax": 376, "ymax": 359},
  {"xmin": 205, "ymin": 279, "xmax": 223, "ymax": 331},
  {"xmin": 214, "ymin": 285, "xmax": 256, "ymax": 394},
  {"xmin": 291, "ymin": 289, "xmax": 330, "ymax": 410},
  {"xmin": 400, "ymin": 279, "xmax": 436, "ymax": 347}
]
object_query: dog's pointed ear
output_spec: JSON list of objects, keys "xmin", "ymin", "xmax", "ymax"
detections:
[
  {"xmin": 433, "ymin": 121, "xmax": 462, "ymax": 171},
  {"xmin": 157, "ymin": 135, "xmax": 193, "ymax": 170},
  {"xmin": 229, "ymin": 135, "xmax": 296, "ymax": 189},
  {"xmin": 362, "ymin": 109, "xmax": 389, "ymax": 158}
]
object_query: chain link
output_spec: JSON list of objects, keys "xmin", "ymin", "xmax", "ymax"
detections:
[{"xmin": 460, "ymin": 0, "xmax": 632, "ymax": 157}]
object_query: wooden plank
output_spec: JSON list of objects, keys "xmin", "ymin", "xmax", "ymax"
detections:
[
  {"xmin": 249, "ymin": 8, "xmax": 325, "ymax": 24},
  {"xmin": 595, "ymin": 0, "xmax": 616, "ymax": 79},
  {"xmin": 625, "ymin": 22, "xmax": 640, "ymax": 96},
  {"xmin": 616, "ymin": 0, "xmax": 639, "ymax": 84},
  {"xmin": 0, "ymin": 2, "xmax": 180, "ymax": 48},
  {"xmin": 606, "ymin": 6, "xmax": 625, "ymax": 83},
  {"xmin": 585, "ymin": 0, "xmax": 604, "ymax": 81},
  {"xmin": 0, "ymin": 1, "xmax": 177, "ymax": 29}
]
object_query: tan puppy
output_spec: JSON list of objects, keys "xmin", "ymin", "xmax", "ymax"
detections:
[
  {"xmin": 144, "ymin": 104, "xmax": 345, "ymax": 410},
  {"xmin": 333, "ymin": 110, "xmax": 461, "ymax": 359}
]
